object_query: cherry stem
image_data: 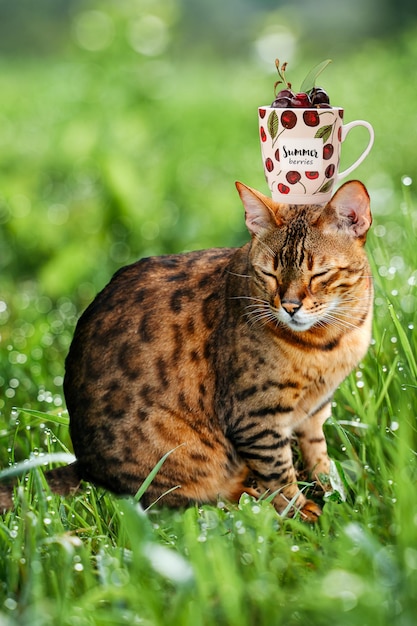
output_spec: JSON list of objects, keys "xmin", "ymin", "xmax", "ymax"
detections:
[{"xmin": 274, "ymin": 58, "xmax": 290, "ymax": 90}]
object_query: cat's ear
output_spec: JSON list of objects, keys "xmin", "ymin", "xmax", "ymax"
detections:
[
  {"xmin": 235, "ymin": 182, "xmax": 281, "ymax": 237},
  {"xmin": 328, "ymin": 181, "xmax": 372, "ymax": 240}
]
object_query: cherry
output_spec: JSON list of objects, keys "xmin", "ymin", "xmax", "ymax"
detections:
[
  {"xmin": 338, "ymin": 126, "xmax": 342, "ymax": 142},
  {"xmin": 277, "ymin": 88, "xmax": 294, "ymax": 99},
  {"xmin": 259, "ymin": 108, "xmax": 266, "ymax": 118},
  {"xmin": 325, "ymin": 164, "xmax": 335, "ymax": 178},
  {"xmin": 274, "ymin": 148, "xmax": 280, "ymax": 161},
  {"xmin": 271, "ymin": 88, "xmax": 295, "ymax": 108},
  {"xmin": 303, "ymin": 110, "xmax": 320, "ymax": 127},
  {"xmin": 308, "ymin": 87, "xmax": 330, "ymax": 106},
  {"xmin": 305, "ymin": 171, "xmax": 319, "ymax": 180},
  {"xmin": 270, "ymin": 59, "xmax": 333, "ymax": 111},
  {"xmin": 265, "ymin": 158, "xmax": 274, "ymax": 172},
  {"xmin": 290, "ymin": 92, "xmax": 311, "ymax": 108},
  {"xmin": 323, "ymin": 144, "xmax": 334, "ymax": 160},
  {"xmin": 286, "ymin": 171, "xmax": 301, "ymax": 185},
  {"xmin": 271, "ymin": 97, "xmax": 291, "ymax": 108},
  {"xmin": 281, "ymin": 110, "xmax": 297, "ymax": 129},
  {"xmin": 260, "ymin": 127, "xmax": 267, "ymax": 142},
  {"xmin": 278, "ymin": 183, "xmax": 290, "ymax": 194}
]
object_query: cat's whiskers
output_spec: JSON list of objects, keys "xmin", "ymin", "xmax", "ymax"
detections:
[
  {"xmin": 243, "ymin": 307, "xmax": 274, "ymax": 328},
  {"xmin": 247, "ymin": 309, "xmax": 277, "ymax": 326},
  {"xmin": 333, "ymin": 303, "xmax": 372, "ymax": 318},
  {"xmin": 244, "ymin": 306, "xmax": 277, "ymax": 328},
  {"xmin": 334, "ymin": 305, "xmax": 371, "ymax": 316},
  {"xmin": 230, "ymin": 295, "xmax": 266, "ymax": 303},
  {"xmin": 233, "ymin": 296, "xmax": 281, "ymax": 329},
  {"xmin": 318, "ymin": 311, "xmax": 365, "ymax": 332},
  {"xmin": 227, "ymin": 270, "xmax": 251, "ymax": 279},
  {"xmin": 333, "ymin": 298, "xmax": 371, "ymax": 310}
]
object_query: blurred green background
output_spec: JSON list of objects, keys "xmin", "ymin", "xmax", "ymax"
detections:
[{"xmin": 0, "ymin": 0, "xmax": 416, "ymax": 424}]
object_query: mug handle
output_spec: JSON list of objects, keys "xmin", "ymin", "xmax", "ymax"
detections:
[{"xmin": 337, "ymin": 120, "xmax": 374, "ymax": 181}]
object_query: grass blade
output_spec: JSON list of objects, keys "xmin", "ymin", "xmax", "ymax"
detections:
[
  {"xmin": 14, "ymin": 407, "xmax": 69, "ymax": 426},
  {"xmin": 388, "ymin": 302, "xmax": 417, "ymax": 379},
  {"xmin": 0, "ymin": 453, "xmax": 76, "ymax": 481},
  {"xmin": 134, "ymin": 444, "xmax": 184, "ymax": 503}
]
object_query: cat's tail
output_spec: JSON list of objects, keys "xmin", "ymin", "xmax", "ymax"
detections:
[{"xmin": 0, "ymin": 462, "xmax": 81, "ymax": 511}]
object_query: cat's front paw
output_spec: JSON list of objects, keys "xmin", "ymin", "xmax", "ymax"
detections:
[
  {"xmin": 299, "ymin": 499, "xmax": 322, "ymax": 522},
  {"xmin": 274, "ymin": 489, "xmax": 322, "ymax": 522}
]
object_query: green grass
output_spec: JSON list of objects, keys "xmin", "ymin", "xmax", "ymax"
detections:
[{"xmin": 1, "ymin": 6, "xmax": 417, "ymax": 625}]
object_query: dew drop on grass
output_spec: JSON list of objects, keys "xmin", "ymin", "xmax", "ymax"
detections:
[
  {"xmin": 241, "ymin": 553, "xmax": 253, "ymax": 566},
  {"xmin": 4, "ymin": 598, "xmax": 17, "ymax": 611},
  {"xmin": 404, "ymin": 548, "xmax": 417, "ymax": 570},
  {"xmin": 144, "ymin": 543, "xmax": 194, "ymax": 584}
]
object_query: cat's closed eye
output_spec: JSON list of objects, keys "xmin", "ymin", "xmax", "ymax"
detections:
[
  {"xmin": 259, "ymin": 269, "xmax": 277, "ymax": 281},
  {"xmin": 309, "ymin": 270, "xmax": 334, "ymax": 290}
]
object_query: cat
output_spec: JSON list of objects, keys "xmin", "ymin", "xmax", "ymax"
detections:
[{"xmin": 48, "ymin": 180, "xmax": 373, "ymax": 522}]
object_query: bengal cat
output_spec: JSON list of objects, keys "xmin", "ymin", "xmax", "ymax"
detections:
[{"xmin": 55, "ymin": 180, "xmax": 373, "ymax": 521}]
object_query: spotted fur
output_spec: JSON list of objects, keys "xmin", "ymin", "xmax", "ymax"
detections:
[{"xmin": 60, "ymin": 180, "xmax": 373, "ymax": 520}]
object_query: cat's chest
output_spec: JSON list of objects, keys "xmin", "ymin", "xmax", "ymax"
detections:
[{"xmin": 228, "ymin": 331, "xmax": 358, "ymax": 425}]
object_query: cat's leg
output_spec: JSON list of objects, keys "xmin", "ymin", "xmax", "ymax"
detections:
[
  {"xmin": 235, "ymin": 429, "xmax": 322, "ymax": 521},
  {"xmin": 295, "ymin": 402, "xmax": 331, "ymax": 488}
]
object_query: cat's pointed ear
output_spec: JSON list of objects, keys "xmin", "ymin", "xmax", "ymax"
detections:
[
  {"xmin": 235, "ymin": 182, "xmax": 281, "ymax": 237},
  {"xmin": 328, "ymin": 181, "xmax": 372, "ymax": 241}
]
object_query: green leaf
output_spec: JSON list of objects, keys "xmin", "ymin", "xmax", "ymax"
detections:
[
  {"xmin": 315, "ymin": 124, "xmax": 333, "ymax": 142},
  {"xmin": 267, "ymin": 110, "xmax": 279, "ymax": 140},
  {"xmin": 325, "ymin": 459, "xmax": 348, "ymax": 502},
  {"xmin": 300, "ymin": 59, "xmax": 332, "ymax": 93},
  {"xmin": 318, "ymin": 180, "xmax": 334, "ymax": 193}
]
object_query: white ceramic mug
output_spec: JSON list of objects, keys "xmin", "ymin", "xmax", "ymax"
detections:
[{"xmin": 258, "ymin": 106, "xmax": 374, "ymax": 204}]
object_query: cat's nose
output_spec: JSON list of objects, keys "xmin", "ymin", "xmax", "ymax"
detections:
[{"xmin": 281, "ymin": 299, "xmax": 302, "ymax": 316}]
